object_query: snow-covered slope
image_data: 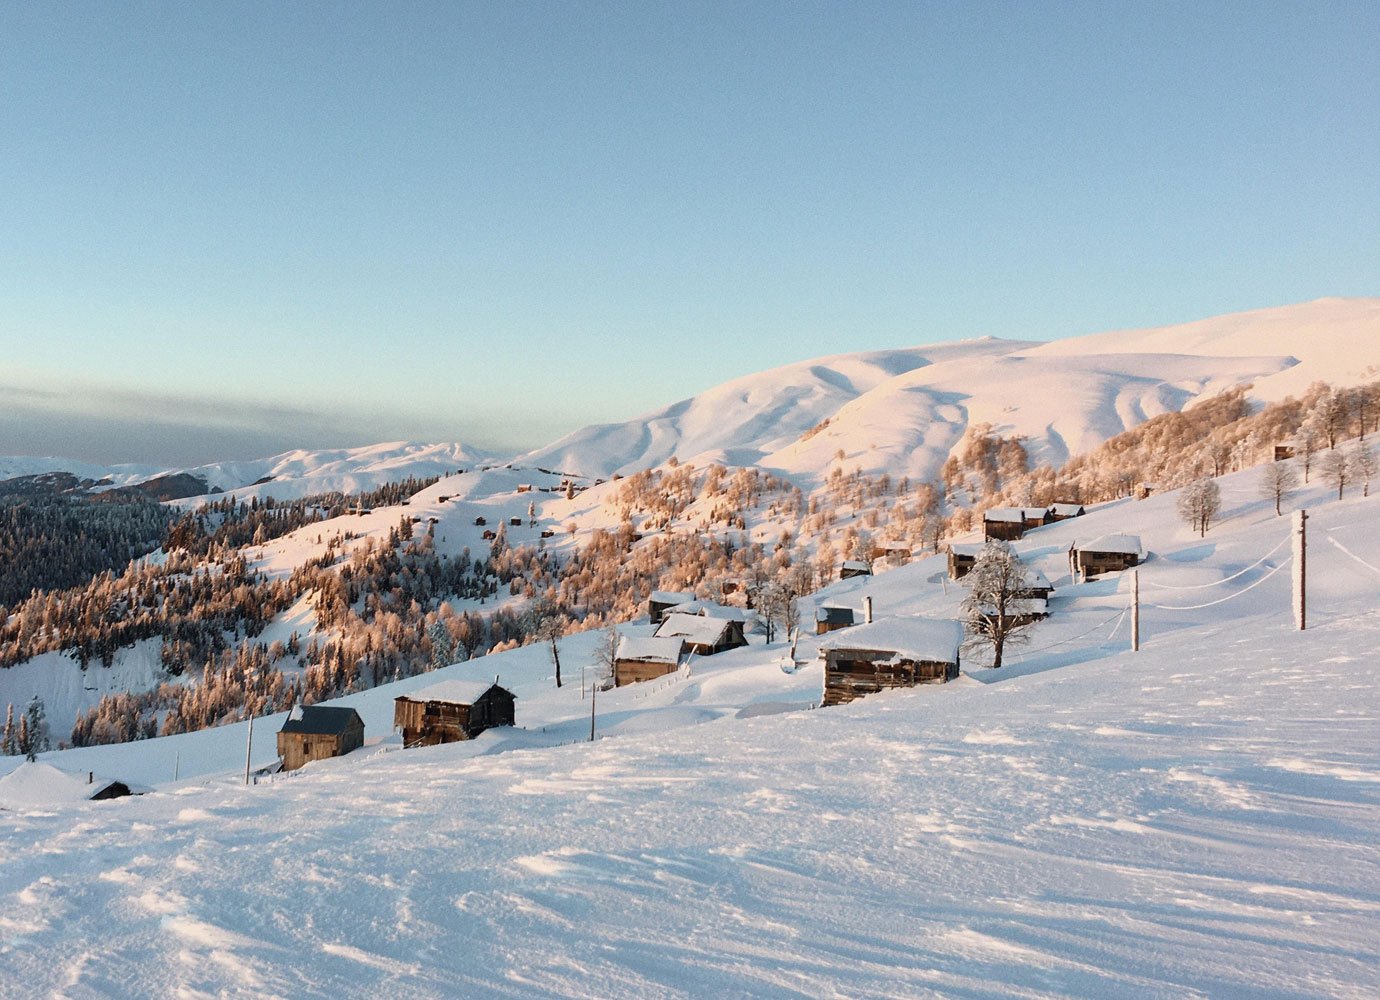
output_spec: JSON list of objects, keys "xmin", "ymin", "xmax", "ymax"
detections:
[
  {"xmin": 513, "ymin": 339, "xmax": 1034, "ymax": 478},
  {"xmin": 1, "ymin": 464, "xmax": 1378, "ymax": 998},
  {"xmin": 514, "ymin": 297, "xmax": 1380, "ymax": 485}
]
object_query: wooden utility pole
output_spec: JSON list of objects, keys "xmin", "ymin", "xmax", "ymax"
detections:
[
  {"xmin": 1131, "ymin": 569, "xmax": 1140, "ymax": 652},
  {"xmin": 1293, "ymin": 509, "xmax": 1308, "ymax": 630},
  {"xmin": 589, "ymin": 675, "xmax": 597, "ymax": 742},
  {"xmin": 243, "ymin": 713, "xmax": 255, "ymax": 785}
]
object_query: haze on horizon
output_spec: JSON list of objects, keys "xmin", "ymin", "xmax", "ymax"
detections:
[{"xmin": 2, "ymin": 3, "xmax": 1376, "ymax": 467}]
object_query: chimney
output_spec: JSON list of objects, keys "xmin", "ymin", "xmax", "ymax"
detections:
[
  {"xmin": 864, "ymin": 596, "xmax": 873, "ymax": 624},
  {"xmin": 88, "ymin": 771, "xmax": 94, "ymax": 784}
]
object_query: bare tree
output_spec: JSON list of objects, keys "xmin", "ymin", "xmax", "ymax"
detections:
[
  {"xmin": 1320, "ymin": 449, "xmax": 1351, "ymax": 500},
  {"xmin": 961, "ymin": 540, "xmax": 1039, "ymax": 669},
  {"xmin": 1176, "ymin": 477, "xmax": 1222, "ymax": 537},
  {"xmin": 526, "ymin": 601, "xmax": 565, "ymax": 688},
  {"xmin": 1292, "ymin": 424, "xmax": 1320, "ymax": 482},
  {"xmin": 1258, "ymin": 461, "xmax": 1298, "ymax": 516},
  {"xmin": 591, "ymin": 623, "xmax": 620, "ymax": 688}
]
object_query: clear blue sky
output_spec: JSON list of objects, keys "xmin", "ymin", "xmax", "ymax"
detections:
[{"xmin": 2, "ymin": 1, "xmax": 1376, "ymax": 465}]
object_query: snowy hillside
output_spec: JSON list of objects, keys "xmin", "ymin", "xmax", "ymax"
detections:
[
  {"xmin": 518, "ymin": 297, "xmax": 1380, "ymax": 485},
  {"xmin": 1, "ymin": 461, "xmax": 1378, "ymax": 997}
]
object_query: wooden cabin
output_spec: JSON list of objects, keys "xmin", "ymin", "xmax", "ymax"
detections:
[
  {"xmin": 648, "ymin": 590, "xmax": 695, "ymax": 624},
  {"xmin": 393, "ymin": 680, "xmax": 516, "ymax": 747},
  {"xmin": 654, "ymin": 613, "xmax": 748, "ymax": 656},
  {"xmin": 1048, "ymin": 503, "xmax": 1086, "ymax": 521},
  {"xmin": 613, "ymin": 635, "xmax": 685, "ymax": 686},
  {"xmin": 947, "ymin": 542, "xmax": 985, "ymax": 580},
  {"xmin": 1014, "ymin": 568, "xmax": 1055, "ymax": 602},
  {"xmin": 540, "ymin": 528, "xmax": 556, "ymax": 538},
  {"xmin": 473, "ymin": 516, "xmax": 487, "ymax": 526},
  {"xmin": 661, "ymin": 598, "xmax": 746, "ymax": 622},
  {"xmin": 1273, "ymin": 444, "xmax": 1296, "ymax": 461},
  {"xmin": 839, "ymin": 559, "xmax": 873, "ymax": 580},
  {"xmin": 277, "ymin": 706, "xmax": 365, "ymax": 772},
  {"xmin": 481, "ymin": 529, "xmax": 496, "ymax": 540},
  {"xmin": 1071, "ymin": 534, "xmax": 1144, "ymax": 578},
  {"xmin": 1136, "ymin": 483, "xmax": 1155, "ymax": 500},
  {"xmin": 0, "ymin": 762, "xmax": 146, "ymax": 808},
  {"xmin": 509, "ymin": 516, "xmax": 522, "ymax": 527},
  {"xmin": 982, "ymin": 507, "xmax": 1027, "ymax": 541},
  {"xmin": 815, "ymin": 605, "xmax": 856, "ymax": 635},
  {"xmin": 516, "ymin": 484, "xmax": 533, "ymax": 493},
  {"xmin": 819, "ymin": 617, "xmax": 964, "ymax": 707}
]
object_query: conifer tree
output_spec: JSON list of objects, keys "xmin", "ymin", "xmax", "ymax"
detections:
[{"xmin": 1, "ymin": 704, "xmax": 15, "ymax": 756}]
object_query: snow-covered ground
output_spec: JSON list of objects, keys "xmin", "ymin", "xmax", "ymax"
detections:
[{"xmin": 2, "ymin": 459, "xmax": 1378, "ymax": 997}]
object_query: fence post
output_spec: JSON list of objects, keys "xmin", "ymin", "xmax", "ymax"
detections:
[
  {"xmin": 1293, "ymin": 510, "xmax": 1308, "ymax": 630},
  {"xmin": 1131, "ymin": 570, "xmax": 1140, "ymax": 652}
]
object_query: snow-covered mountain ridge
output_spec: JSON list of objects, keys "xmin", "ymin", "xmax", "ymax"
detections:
[{"xmin": 5, "ymin": 297, "xmax": 1377, "ymax": 498}]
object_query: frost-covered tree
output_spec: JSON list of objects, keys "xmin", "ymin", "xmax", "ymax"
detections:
[
  {"xmin": 1, "ymin": 704, "xmax": 15, "ymax": 756},
  {"xmin": 23, "ymin": 696, "xmax": 49, "ymax": 760},
  {"xmin": 1352, "ymin": 442, "xmax": 1376, "ymax": 498},
  {"xmin": 1320, "ymin": 449, "xmax": 1351, "ymax": 500},
  {"xmin": 427, "ymin": 620, "xmax": 454, "ymax": 671},
  {"xmin": 1259, "ymin": 461, "xmax": 1298, "ymax": 516},
  {"xmin": 1177, "ymin": 477, "xmax": 1222, "ymax": 537},
  {"xmin": 961, "ymin": 540, "xmax": 1039, "ymax": 669},
  {"xmin": 590, "ymin": 623, "xmax": 620, "ymax": 687}
]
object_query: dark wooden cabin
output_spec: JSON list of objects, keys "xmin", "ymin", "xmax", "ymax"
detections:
[
  {"xmin": 982, "ymin": 508, "xmax": 1027, "ymax": 541},
  {"xmin": 473, "ymin": 515, "xmax": 487, "ymax": 526},
  {"xmin": 815, "ymin": 606, "xmax": 856, "ymax": 635},
  {"xmin": 393, "ymin": 680, "xmax": 516, "ymax": 747},
  {"xmin": 1048, "ymin": 503, "xmax": 1086, "ymax": 521},
  {"xmin": 819, "ymin": 617, "xmax": 963, "ymax": 707},
  {"xmin": 481, "ymin": 529, "xmax": 496, "ymax": 540},
  {"xmin": 613, "ymin": 635, "xmax": 685, "ymax": 686},
  {"xmin": 1273, "ymin": 444, "xmax": 1296, "ymax": 461},
  {"xmin": 1071, "ymin": 534, "xmax": 1143, "ymax": 578},
  {"xmin": 839, "ymin": 559, "xmax": 873, "ymax": 580},
  {"xmin": 654, "ymin": 613, "xmax": 748, "ymax": 656},
  {"xmin": 648, "ymin": 590, "xmax": 695, "ymax": 624},
  {"xmin": 947, "ymin": 542, "xmax": 985, "ymax": 580},
  {"xmin": 277, "ymin": 706, "xmax": 365, "ymax": 772}
]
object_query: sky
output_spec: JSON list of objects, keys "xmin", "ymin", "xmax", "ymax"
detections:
[{"xmin": 1, "ymin": 1, "xmax": 1377, "ymax": 466}]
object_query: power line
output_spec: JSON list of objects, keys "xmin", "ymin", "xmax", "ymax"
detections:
[{"xmin": 1141, "ymin": 533, "xmax": 1290, "ymax": 591}]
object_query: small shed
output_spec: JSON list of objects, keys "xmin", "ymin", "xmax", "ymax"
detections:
[
  {"xmin": 517, "ymin": 484, "xmax": 533, "ymax": 493},
  {"xmin": 613, "ymin": 635, "xmax": 686, "ymax": 686},
  {"xmin": 947, "ymin": 542, "xmax": 985, "ymax": 580},
  {"xmin": 819, "ymin": 617, "xmax": 964, "ymax": 707},
  {"xmin": 509, "ymin": 516, "xmax": 522, "ymax": 527},
  {"xmin": 393, "ymin": 680, "xmax": 516, "ymax": 746},
  {"xmin": 473, "ymin": 516, "xmax": 487, "ymax": 526},
  {"xmin": 1048, "ymin": 503, "xmax": 1086, "ymax": 521},
  {"xmin": 648, "ymin": 590, "xmax": 695, "ymax": 624},
  {"xmin": 0, "ymin": 762, "xmax": 145, "ymax": 808},
  {"xmin": 1071, "ymin": 534, "xmax": 1144, "ymax": 578},
  {"xmin": 839, "ymin": 559, "xmax": 873, "ymax": 580},
  {"xmin": 540, "ymin": 528, "xmax": 556, "ymax": 538},
  {"xmin": 815, "ymin": 605, "xmax": 856, "ymax": 634},
  {"xmin": 1273, "ymin": 444, "xmax": 1296, "ymax": 461},
  {"xmin": 277, "ymin": 706, "xmax": 365, "ymax": 772},
  {"xmin": 481, "ymin": 529, "xmax": 497, "ymax": 540},
  {"xmin": 654, "ymin": 613, "xmax": 748, "ymax": 656}
]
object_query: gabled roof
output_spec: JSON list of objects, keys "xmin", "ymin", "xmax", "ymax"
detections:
[
  {"xmin": 948, "ymin": 542, "xmax": 985, "ymax": 558},
  {"xmin": 816, "ymin": 606, "xmax": 856, "ymax": 625},
  {"xmin": 616, "ymin": 635, "xmax": 685, "ymax": 665},
  {"xmin": 1050, "ymin": 503, "xmax": 1085, "ymax": 516},
  {"xmin": 1023, "ymin": 568, "xmax": 1053, "ymax": 591},
  {"xmin": 649, "ymin": 590, "xmax": 696, "ymax": 605},
  {"xmin": 1075, "ymin": 533, "xmax": 1143, "ymax": 556},
  {"xmin": 983, "ymin": 507, "xmax": 1026, "ymax": 523},
  {"xmin": 0, "ymin": 761, "xmax": 143, "ymax": 808},
  {"xmin": 655, "ymin": 613, "xmax": 737, "ymax": 646},
  {"xmin": 840, "ymin": 559, "xmax": 872, "ymax": 572},
  {"xmin": 397, "ymin": 679, "xmax": 512, "ymax": 706},
  {"xmin": 278, "ymin": 705, "xmax": 363, "ymax": 736},
  {"xmin": 664, "ymin": 599, "xmax": 746, "ymax": 622},
  {"xmin": 819, "ymin": 616, "xmax": 963, "ymax": 664}
]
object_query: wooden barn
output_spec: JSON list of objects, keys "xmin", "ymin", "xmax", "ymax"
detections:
[
  {"xmin": 1015, "ymin": 568, "xmax": 1055, "ymax": 602},
  {"xmin": 613, "ymin": 635, "xmax": 686, "ymax": 686},
  {"xmin": 648, "ymin": 590, "xmax": 695, "ymax": 624},
  {"xmin": 654, "ymin": 613, "xmax": 748, "ymax": 656},
  {"xmin": 947, "ymin": 542, "xmax": 985, "ymax": 580},
  {"xmin": 819, "ymin": 617, "xmax": 964, "ymax": 707},
  {"xmin": 277, "ymin": 706, "xmax": 365, "ymax": 772},
  {"xmin": 839, "ymin": 559, "xmax": 873, "ymax": 580},
  {"xmin": 393, "ymin": 680, "xmax": 516, "ymax": 747},
  {"xmin": 1048, "ymin": 503, "xmax": 1086, "ymax": 521},
  {"xmin": 982, "ymin": 507, "xmax": 1028, "ymax": 541},
  {"xmin": 815, "ymin": 605, "xmax": 856, "ymax": 634},
  {"xmin": 1071, "ymin": 534, "xmax": 1144, "ymax": 578}
]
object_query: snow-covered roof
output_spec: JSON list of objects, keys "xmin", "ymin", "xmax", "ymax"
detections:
[
  {"xmin": 654, "ymin": 613, "xmax": 736, "ymax": 646},
  {"xmin": 984, "ymin": 507, "xmax": 1026, "ymax": 523},
  {"xmin": 948, "ymin": 542, "xmax": 985, "ymax": 558},
  {"xmin": 665, "ymin": 599, "xmax": 746, "ymax": 621},
  {"xmin": 0, "ymin": 762, "xmax": 133, "ymax": 808},
  {"xmin": 279, "ymin": 705, "xmax": 362, "ymax": 735},
  {"xmin": 398, "ymin": 679, "xmax": 509, "ymax": 706},
  {"xmin": 616, "ymin": 635, "xmax": 685, "ymax": 665},
  {"xmin": 819, "ymin": 616, "xmax": 963, "ymax": 663},
  {"xmin": 649, "ymin": 590, "xmax": 695, "ymax": 605},
  {"xmin": 1076, "ymin": 533, "xmax": 1143, "ymax": 555},
  {"xmin": 816, "ymin": 606, "xmax": 856, "ymax": 625},
  {"xmin": 841, "ymin": 559, "xmax": 872, "ymax": 572},
  {"xmin": 1050, "ymin": 503, "xmax": 1085, "ymax": 516},
  {"xmin": 1023, "ymin": 568, "xmax": 1053, "ymax": 591}
]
